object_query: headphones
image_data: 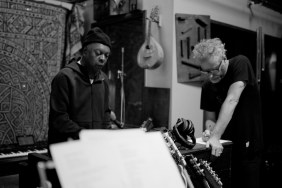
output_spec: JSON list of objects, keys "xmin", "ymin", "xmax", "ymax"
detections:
[{"xmin": 172, "ymin": 118, "xmax": 196, "ymax": 149}]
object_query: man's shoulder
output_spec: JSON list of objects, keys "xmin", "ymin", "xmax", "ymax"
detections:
[
  {"xmin": 230, "ymin": 55, "xmax": 249, "ymax": 62},
  {"xmin": 62, "ymin": 61, "xmax": 79, "ymax": 72},
  {"xmin": 55, "ymin": 62, "xmax": 79, "ymax": 77},
  {"xmin": 51, "ymin": 65, "xmax": 77, "ymax": 86},
  {"xmin": 229, "ymin": 55, "xmax": 251, "ymax": 69}
]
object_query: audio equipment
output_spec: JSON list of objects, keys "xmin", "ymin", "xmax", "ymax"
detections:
[{"xmin": 172, "ymin": 118, "xmax": 196, "ymax": 149}]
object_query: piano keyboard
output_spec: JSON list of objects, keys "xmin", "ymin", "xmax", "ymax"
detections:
[
  {"xmin": 0, "ymin": 141, "xmax": 48, "ymax": 176},
  {"xmin": 0, "ymin": 148, "xmax": 47, "ymax": 159}
]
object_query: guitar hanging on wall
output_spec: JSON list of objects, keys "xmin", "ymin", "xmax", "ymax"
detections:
[{"xmin": 137, "ymin": 6, "xmax": 164, "ymax": 69}]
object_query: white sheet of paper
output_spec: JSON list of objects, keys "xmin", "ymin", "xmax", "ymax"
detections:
[
  {"xmin": 50, "ymin": 140, "xmax": 101, "ymax": 188},
  {"xmin": 196, "ymin": 137, "xmax": 231, "ymax": 145},
  {"xmin": 50, "ymin": 129, "xmax": 186, "ymax": 188}
]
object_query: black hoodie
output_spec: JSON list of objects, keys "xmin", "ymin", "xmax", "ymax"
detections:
[{"xmin": 48, "ymin": 60, "xmax": 111, "ymax": 146}]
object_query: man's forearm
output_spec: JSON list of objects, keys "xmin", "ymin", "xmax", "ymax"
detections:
[{"xmin": 212, "ymin": 98, "xmax": 238, "ymax": 139}]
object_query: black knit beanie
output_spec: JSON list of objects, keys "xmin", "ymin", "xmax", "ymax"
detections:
[{"xmin": 82, "ymin": 27, "xmax": 112, "ymax": 49}]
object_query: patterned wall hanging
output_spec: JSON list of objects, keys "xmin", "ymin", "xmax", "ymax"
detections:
[
  {"xmin": 0, "ymin": 0, "xmax": 67, "ymax": 144},
  {"xmin": 175, "ymin": 14, "xmax": 210, "ymax": 83}
]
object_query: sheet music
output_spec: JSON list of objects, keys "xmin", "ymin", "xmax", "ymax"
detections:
[
  {"xmin": 50, "ymin": 129, "xmax": 186, "ymax": 188},
  {"xmin": 196, "ymin": 137, "xmax": 231, "ymax": 145}
]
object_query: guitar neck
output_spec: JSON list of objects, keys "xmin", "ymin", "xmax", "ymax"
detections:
[
  {"xmin": 199, "ymin": 159, "xmax": 223, "ymax": 188},
  {"xmin": 186, "ymin": 155, "xmax": 222, "ymax": 188},
  {"xmin": 163, "ymin": 132, "xmax": 186, "ymax": 167},
  {"xmin": 163, "ymin": 132, "xmax": 195, "ymax": 188},
  {"xmin": 146, "ymin": 19, "xmax": 152, "ymax": 48}
]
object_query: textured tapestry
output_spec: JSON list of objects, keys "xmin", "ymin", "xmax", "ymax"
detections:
[{"xmin": 0, "ymin": 0, "xmax": 67, "ymax": 144}]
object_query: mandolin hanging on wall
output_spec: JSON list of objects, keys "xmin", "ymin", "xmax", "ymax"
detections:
[{"xmin": 137, "ymin": 6, "xmax": 164, "ymax": 69}]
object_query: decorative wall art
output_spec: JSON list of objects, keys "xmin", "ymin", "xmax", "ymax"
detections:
[
  {"xmin": 0, "ymin": 0, "xmax": 67, "ymax": 144},
  {"xmin": 175, "ymin": 14, "xmax": 210, "ymax": 83}
]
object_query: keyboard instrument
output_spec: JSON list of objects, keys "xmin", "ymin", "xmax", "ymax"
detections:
[
  {"xmin": 0, "ymin": 140, "xmax": 48, "ymax": 176},
  {"xmin": 0, "ymin": 143, "xmax": 47, "ymax": 159}
]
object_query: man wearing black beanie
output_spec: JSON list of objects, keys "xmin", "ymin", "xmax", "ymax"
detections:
[{"xmin": 48, "ymin": 27, "xmax": 116, "ymax": 155}]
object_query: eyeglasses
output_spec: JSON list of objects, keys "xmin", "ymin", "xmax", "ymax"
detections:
[{"xmin": 200, "ymin": 60, "xmax": 223, "ymax": 75}]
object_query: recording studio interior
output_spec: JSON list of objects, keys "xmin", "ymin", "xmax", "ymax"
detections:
[{"xmin": 0, "ymin": 0, "xmax": 282, "ymax": 188}]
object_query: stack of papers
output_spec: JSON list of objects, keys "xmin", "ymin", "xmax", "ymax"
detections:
[{"xmin": 50, "ymin": 129, "xmax": 186, "ymax": 188}]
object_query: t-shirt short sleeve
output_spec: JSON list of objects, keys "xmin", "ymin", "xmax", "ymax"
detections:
[{"xmin": 229, "ymin": 55, "xmax": 250, "ymax": 84}]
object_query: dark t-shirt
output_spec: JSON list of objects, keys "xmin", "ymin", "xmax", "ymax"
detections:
[{"xmin": 200, "ymin": 55, "xmax": 263, "ymax": 152}]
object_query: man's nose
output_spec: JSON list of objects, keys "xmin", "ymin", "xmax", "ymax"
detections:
[
  {"xmin": 100, "ymin": 54, "xmax": 106, "ymax": 60},
  {"xmin": 98, "ymin": 55, "xmax": 107, "ymax": 63}
]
